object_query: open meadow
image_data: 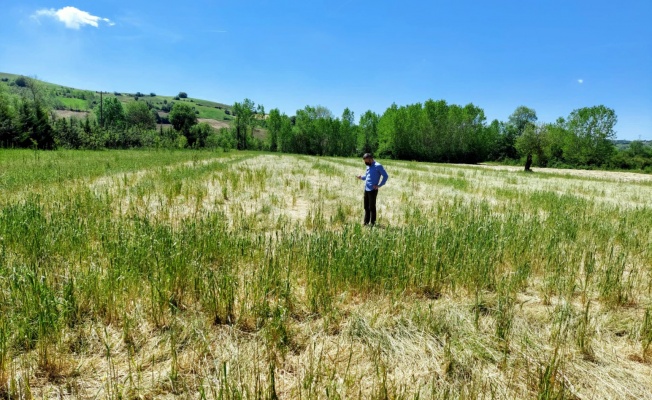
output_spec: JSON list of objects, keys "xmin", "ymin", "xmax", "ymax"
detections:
[{"xmin": 0, "ymin": 150, "xmax": 651, "ymax": 399}]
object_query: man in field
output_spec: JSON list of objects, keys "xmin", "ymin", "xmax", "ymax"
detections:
[{"xmin": 356, "ymin": 153, "xmax": 389, "ymax": 226}]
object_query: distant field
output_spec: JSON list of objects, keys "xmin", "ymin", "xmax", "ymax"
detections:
[
  {"xmin": 1, "ymin": 150, "xmax": 651, "ymax": 399},
  {"xmin": 0, "ymin": 72, "xmax": 235, "ymax": 122}
]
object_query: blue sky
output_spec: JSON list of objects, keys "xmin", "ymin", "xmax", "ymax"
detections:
[{"xmin": 1, "ymin": 0, "xmax": 650, "ymax": 140}]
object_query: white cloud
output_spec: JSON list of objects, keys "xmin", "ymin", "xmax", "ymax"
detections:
[
  {"xmin": 33, "ymin": 6, "xmax": 113, "ymax": 29},
  {"xmin": 578, "ymin": 79, "xmax": 584, "ymax": 84}
]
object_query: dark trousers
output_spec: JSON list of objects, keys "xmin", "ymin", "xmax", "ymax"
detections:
[{"xmin": 364, "ymin": 189, "xmax": 378, "ymax": 225}]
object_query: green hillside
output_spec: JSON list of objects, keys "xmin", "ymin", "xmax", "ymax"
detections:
[{"xmin": 0, "ymin": 72, "xmax": 234, "ymax": 122}]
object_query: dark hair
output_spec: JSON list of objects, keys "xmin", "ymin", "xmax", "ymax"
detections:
[{"xmin": 362, "ymin": 153, "xmax": 373, "ymax": 159}]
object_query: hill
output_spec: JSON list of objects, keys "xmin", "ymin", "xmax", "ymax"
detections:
[{"xmin": 0, "ymin": 72, "xmax": 235, "ymax": 123}]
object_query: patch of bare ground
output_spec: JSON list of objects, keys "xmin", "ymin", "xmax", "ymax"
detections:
[
  {"xmin": 53, "ymin": 110, "xmax": 89, "ymax": 119},
  {"xmin": 198, "ymin": 118, "xmax": 230, "ymax": 130}
]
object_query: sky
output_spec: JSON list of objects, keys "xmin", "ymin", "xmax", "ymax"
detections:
[{"xmin": 1, "ymin": 0, "xmax": 650, "ymax": 140}]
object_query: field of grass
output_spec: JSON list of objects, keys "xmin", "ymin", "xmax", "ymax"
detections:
[
  {"xmin": 1, "ymin": 150, "xmax": 651, "ymax": 399},
  {"xmin": 0, "ymin": 72, "xmax": 234, "ymax": 121}
]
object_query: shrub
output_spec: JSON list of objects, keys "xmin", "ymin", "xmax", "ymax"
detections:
[
  {"xmin": 15, "ymin": 76, "xmax": 27, "ymax": 87},
  {"xmin": 178, "ymin": 92, "xmax": 188, "ymax": 99},
  {"xmin": 150, "ymin": 92, "xmax": 156, "ymax": 97}
]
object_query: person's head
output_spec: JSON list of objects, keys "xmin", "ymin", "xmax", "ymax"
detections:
[{"xmin": 363, "ymin": 153, "xmax": 374, "ymax": 166}]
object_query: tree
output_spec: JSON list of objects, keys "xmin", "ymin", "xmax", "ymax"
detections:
[
  {"xmin": 278, "ymin": 114, "xmax": 294, "ymax": 153},
  {"xmin": 340, "ymin": 108, "xmax": 357, "ymax": 156},
  {"xmin": 267, "ymin": 108, "xmax": 281, "ymax": 152},
  {"xmin": 485, "ymin": 119, "xmax": 504, "ymax": 161},
  {"xmin": 515, "ymin": 124, "xmax": 548, "ymax": 171},
  {"xmin": 169, "ymin": 102, "xmax": 198, "ymax": 139},
  {"xmin": 542, "ymin": 118, "xmax": 569, "ymax": 165},
  {"xmin": 0, "ymin": 86, "xmax": 17, "ymax": 146},
  {"xmin": 178, "ymin": 92, "xmax": 188, "ymax": 99},
  {"xmin": 497, "ymin": 106, "xmax": 538, "ymax": 160},
  {"xmin": 96, "ymin": 97, "xmax": 125, "ymax": 128},
  {"xmin": 508, "ymin": 106, "xmax": 538, "ymax": 135},
  {"xmin": 232, "ymin": 98, "xmax": 256, "ymax": 150},
  {"xmin": 15, "ymin": 97, "xmax": 55, "ymax": 149},
  {"xmin": 359, "ymin": 110, "xmax": 379, "ymax": 154},
  {"xmin": 564, "ymin": 105, "xmax": 617, "ymax": 166},
  {"xmin": 188, "ymin": 122, "xmax": 213, "ymax": 147},
  {"xmin": 125, "ymin": 101, "xmax": 156, "ymax": 130},
  {"xmin": 377, "ymin": 103, "xmax": 399, "ymax": 158}
]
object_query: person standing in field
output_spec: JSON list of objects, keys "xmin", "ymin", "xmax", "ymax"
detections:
[{"xmin": 356, "ymin": 153, "xmax": 389, "ymax": 226}]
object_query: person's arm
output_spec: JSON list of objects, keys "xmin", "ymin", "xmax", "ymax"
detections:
[
  {"xmin": 378, "ymin": 166, "xmax": 389, "ymax": 187},
  {"xmin": 357, "ymin": 171, "xmax": 367, "ymax": 180}
]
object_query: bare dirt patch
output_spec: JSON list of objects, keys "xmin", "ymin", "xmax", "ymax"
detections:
[
  {"xmin": 198, "ymin": 118, "xmax": 230, "ymax": 130},
  {"xmin": 53, "ymin": 110, "xmax": 89, "ymax": 119}
]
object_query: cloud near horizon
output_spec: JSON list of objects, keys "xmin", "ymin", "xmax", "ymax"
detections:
[{"xmin": 33, "ymin": 6, "xmax": 114, "ymax": 29}]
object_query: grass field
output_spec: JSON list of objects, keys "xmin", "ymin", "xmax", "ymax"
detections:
[
  {"xmin": 0, "ymin": 72, "xmax": 234, "ymax": 122},
  {"xmin": 1, "ymin": 150, "xmax": 651, "ymax": 399}
]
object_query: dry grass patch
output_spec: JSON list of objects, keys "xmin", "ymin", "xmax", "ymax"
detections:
[{"xmin": 1, "ymin": 151, "xmax": 651, "ymax": 398}]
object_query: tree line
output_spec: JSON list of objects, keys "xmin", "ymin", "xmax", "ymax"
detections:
[{"xmin": 0, "ymin": 76, "xmax": 650, "ymax": 171}]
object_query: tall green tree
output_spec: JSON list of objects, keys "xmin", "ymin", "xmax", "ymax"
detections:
[
  {"xmin": 508, "ymin": 106, "xmax": 538, "ymax": 134},
  {"xmin": 515, "ymin": 123, "xmax": 548, "ymax": 171},
  {"xmin": 267, "ymin": 108, "xmax": 282, "ymax": 152},
  {"xmin": 339, "ymin": 108, "xmax": 357, "ymax": 156},
  {"xmin": 542, "ymin": 117, "xmax": 569, "ymax": 164},
  {"xmin": 278, "ymin": 113, "xmax": 294, "ymax": 153},
  {"xmin": 497, "ymin": 106, "xmax": 538, "ymax": 160},
  {"xmin": 359, "ymin": 110, "xmax": 379, "ymax": 155},
  {"xmin": 564, "ymin": 105, "xmax": 617, "ymax": 166},
  {"xmin": 423, "ymin": 99, "xmax": 449, "ymax": 160},
  {"xmin": 188, "ymin": 122, "xmax": 214, "ymax": 148},
  {"xmin": 169, "ymin": 102, "xmax": 198, "ymax": 140},
  {"xmin": 125, "ymin": 100, "xmax": 156, "ymax": 130},
  {"xmin": 16, "ymin": 98, "xmax": 55, "ymax": 149},
  {"xmin": 232, "ymin": 98, "xmax": 256, "ymax": 150},
  {"xmin": 96, "ymin": 97, "xmax": 125, "ymax": 128},
  {"xmin": 0, "ymin": 86, "xmax": 17, "ymax": 146}
]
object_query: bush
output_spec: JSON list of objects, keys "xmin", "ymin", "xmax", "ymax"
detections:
[
  {"xmin": 178, "ymin": 92, "xmax": 188, "ymax": 99},
  {"xmin": 174, "ymin": 96, "xmax": 180, "ymax": 100},
  {"xmin": 150, "ymin": 93, "xmax": 156, "ymax": 97},
  {"xmin": 15, "ymin": 76, "xmax": 27, "ymax": 87},
  {"xmin": 206, "ymin": 128, "xmax": 235, "ymax": 151}
]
